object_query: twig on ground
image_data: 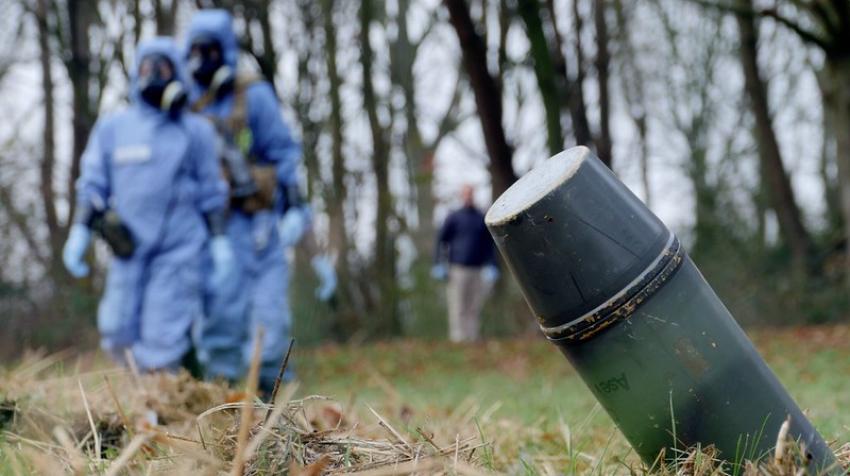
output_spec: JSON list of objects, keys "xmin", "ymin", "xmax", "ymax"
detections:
[
  {"xmin": 244, "ymin": 388, "xmax": 295, "ymax": 463},
  {"xmin": 367, "ymin": 405, "xmax": 413, "ymax": 453},
  {"xmin": 77, "ymin": 379, "xmax": 100, "ymax": 461},
  {"xmin": 197, "ymin": 421, "xmax": 207, "ymax": 451},
  {"xmin": 415, "ymin": 426, "xmax": 442, "ymax": 453},
  {"xmin": 265, "ymin": 337, "xmax": 295, "ymax": 424},
  {"xmin": 103, "ymin": 376, "xmax": 133, "ymax": 437}
]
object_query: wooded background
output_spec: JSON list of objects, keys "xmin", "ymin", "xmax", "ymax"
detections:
[{"xmin": 1, "ymin": 0, "xmax": 849, "ymax": 358}]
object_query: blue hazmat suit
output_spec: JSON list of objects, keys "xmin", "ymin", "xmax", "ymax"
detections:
[
  {"xmin": 186, "ymin": 10, "xmax": 302, "ymax": 387},
  {"xmin": 74, "ymin": 38, "xmax": 228, "ymax": 371}
]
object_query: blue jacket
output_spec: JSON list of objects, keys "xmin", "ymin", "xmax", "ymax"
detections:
[
  {"xmin": 185, "ymin": 10, "xmax": 301, "ymax": 192},
  {"xmin": 76, "ymin": 37, "xmax": 227, "ymax": 251},
  {"xmin": 435, "ymin": 206, "xmax": 498, "ymax": 268}
]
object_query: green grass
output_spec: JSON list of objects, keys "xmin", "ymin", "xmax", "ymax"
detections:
[
  {"xmin": 295, "ymin": 326, "xmax": 850, "ymax": 470},
  {"xmin": 298, "ymin": 339, "xmax": 594, "ymax": 423}
]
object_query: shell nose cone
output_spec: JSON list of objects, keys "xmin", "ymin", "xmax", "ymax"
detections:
[
  {"xmin": 485, "ymin": 147, "xmax": 590, "ymax": 226},
  {"xmin": 485, "ymin": 147, "xmax": 670, "ymax": 330}
]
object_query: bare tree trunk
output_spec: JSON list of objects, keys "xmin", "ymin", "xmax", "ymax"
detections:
[
  {"xmin": 593, "ymin": 0, "xmax": 613, "ymax": 168},
  {"xmin": 133, "ymin": 0, "xmax": 142, "ymax": 45},
  {"xmin": 36, "ymin": 0, "xmax": 61, "ymax": 271},
  {"xmin": 612, "ymin": 0, "xmax": 651, "ymax": 205},
  {"xmin": 690, "ymin": 140, "xmax": 720, "ymax": 254},
  {"xmin": 546, "ymin": 0, "xmax": 594, "ymax": 147},
  {"xmin": 546, "ymin": 0, "xmax": 594, "ymax": 148},
  {"xmin": 321, "ymin": 0, "xmax": 354, "ymax": 316},
  {"xmin": 390, "ymin": 0, "xmax": 433, "ymax": 254},
  {"xmin": 444, "ymin": 0, "xmax": 517, "ymax": 199},
  {"xmin": 293, "ymin": 0, "xmax": 319, "ymax": 198},
  {"xmin": 821, "ymin": 58, "xmax": 850, "ymax": 285},
  {"xmin": 360, "ymin": 0, "xmax": 399, "ymax": 335},
  {"xmin": 324, "ymin": 0, "xmax": 349, "ymax": 273},
  {"xmin": 244, "ymin": 0, "xmax": 278, "ymax": 85},
  {"xmin": 635, "ymin": 110, "xmax": 650, "ymax": 205},
  {"xmin": 390, "ymin": 0, "xmax": 461, "ymax": 257},
  {"xmin": 517, "ymin": 0, "xmax": 563, "ymax": 156},
  {"xmin": 65, "ymin": 0, "xmax": 96, "ymax": 231},
  {"xmin": 818, "ymin": 74, "xmax": 842, "ymax": 236},
  {"xmin": 753, "ymin": 178, "xmax": 768, "ymax": 253},
  {"xmin": 154, "ymin": 0, "xmax": 178, "ymax": 36},
  {"xmin": 735, "ymin": 3, "xmax": 812, "ymax": 276},
  {"xmin": 497, "ymin": 0, "xmax": 510, "ymax": 87}
]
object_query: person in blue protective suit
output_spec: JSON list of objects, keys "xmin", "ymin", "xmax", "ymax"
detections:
[
  {"xmin": 184, "ymin": 9, "xmax": 336, "ymax": 394},
  {"xmin": 62, "ymin": 37, "xmax": 234, "ymax": 372}
]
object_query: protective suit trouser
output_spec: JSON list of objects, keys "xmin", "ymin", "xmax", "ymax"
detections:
[
  {"xmin": 200, "ymin": 212, "xmax": 293, "ymax": 386},
  {"xmin": 200, "ymin": 257, "xmax": 247, "ymax": 382},
  {"xmin": 99, "ymin": 250, "xmax": 202, "ymax": 371}
]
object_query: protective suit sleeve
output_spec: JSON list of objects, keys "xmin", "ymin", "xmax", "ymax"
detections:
[
  {"xmin": 246, "ymin": 81, "xmax": 302, "ymax": 188},
  {"xmin": 191, "ymin": 117, "xmax": 229, "ymax": 214},
  {"xmin": 75, "ymin": 119, "xmax": 112, "ymax": 213}
]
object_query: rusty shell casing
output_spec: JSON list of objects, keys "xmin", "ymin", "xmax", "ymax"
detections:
[{"xmin": 485, "ymin": 147, "xmax": 837, "ymax": 471}]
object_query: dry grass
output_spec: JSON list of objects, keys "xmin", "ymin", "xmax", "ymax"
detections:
[
  {"xmin": 644, "ymin": 435, "xmax": 850, "ymax": 476},
  {"xmin": 0, "ymin": 348, "xmax": 848, "ymax": 475},
  {"xmin": 0, "ymin": 351, "xmax": 491, "ymax": 475}
]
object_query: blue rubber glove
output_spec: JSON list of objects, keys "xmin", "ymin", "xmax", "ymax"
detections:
[
  {"xmin": 431, "ymin": 263, "xmax": 448, "ymax": 281},
  {"xmin": 62, "ymin": 224, "xmax": 92, "ymax": 278},
  {"xmin": 482, "ymin": 265, "xmax": 500, "ymax": 284},
  {"xmin": 209, "ymin": 235, "xmax": 235, "ymax": 292},
  {"xmin": 311, "ymin": 255, "xmax": 337, "ymax": 302},
  {"xmin": 278, "ymin": 207, "xmax": 310, "ymax": 247}
]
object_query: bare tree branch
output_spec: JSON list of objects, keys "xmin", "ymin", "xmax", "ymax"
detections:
[
  {"xmin": 35, "ymin": 0, "xmax": 62, "ymax": 272},
  {"xmin": 425, "ymin": 72, "xmax": 467, "ymax": 151},
  {"xmin": 0, "ymin": 184, "xmax": 48, "ymax": 268},
  {"xmin": 687, "ymin": 0, "xmax": 832, "ymax": 50}
]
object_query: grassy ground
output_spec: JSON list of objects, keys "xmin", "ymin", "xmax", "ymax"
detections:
[
  {"xmin": 294, "ymin": 325, "xmax": 850, "ymax": 472},
  {"xmin": 1, "ymin": 325, "xmax": 848, "ymax": 474}
]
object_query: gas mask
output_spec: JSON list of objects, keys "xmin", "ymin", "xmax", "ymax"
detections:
[
  {"xmin": 187, "ymin": 36, "xmax": 234, "ymax": 97},
  {"xmin": 138, "ymin": 54, "xmax": 187, "ymax": 115}
]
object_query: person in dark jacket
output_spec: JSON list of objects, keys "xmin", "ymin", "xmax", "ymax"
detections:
[{"xmin": 432, "ymin": 184, "xmax": 499, "ymax": 342}]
